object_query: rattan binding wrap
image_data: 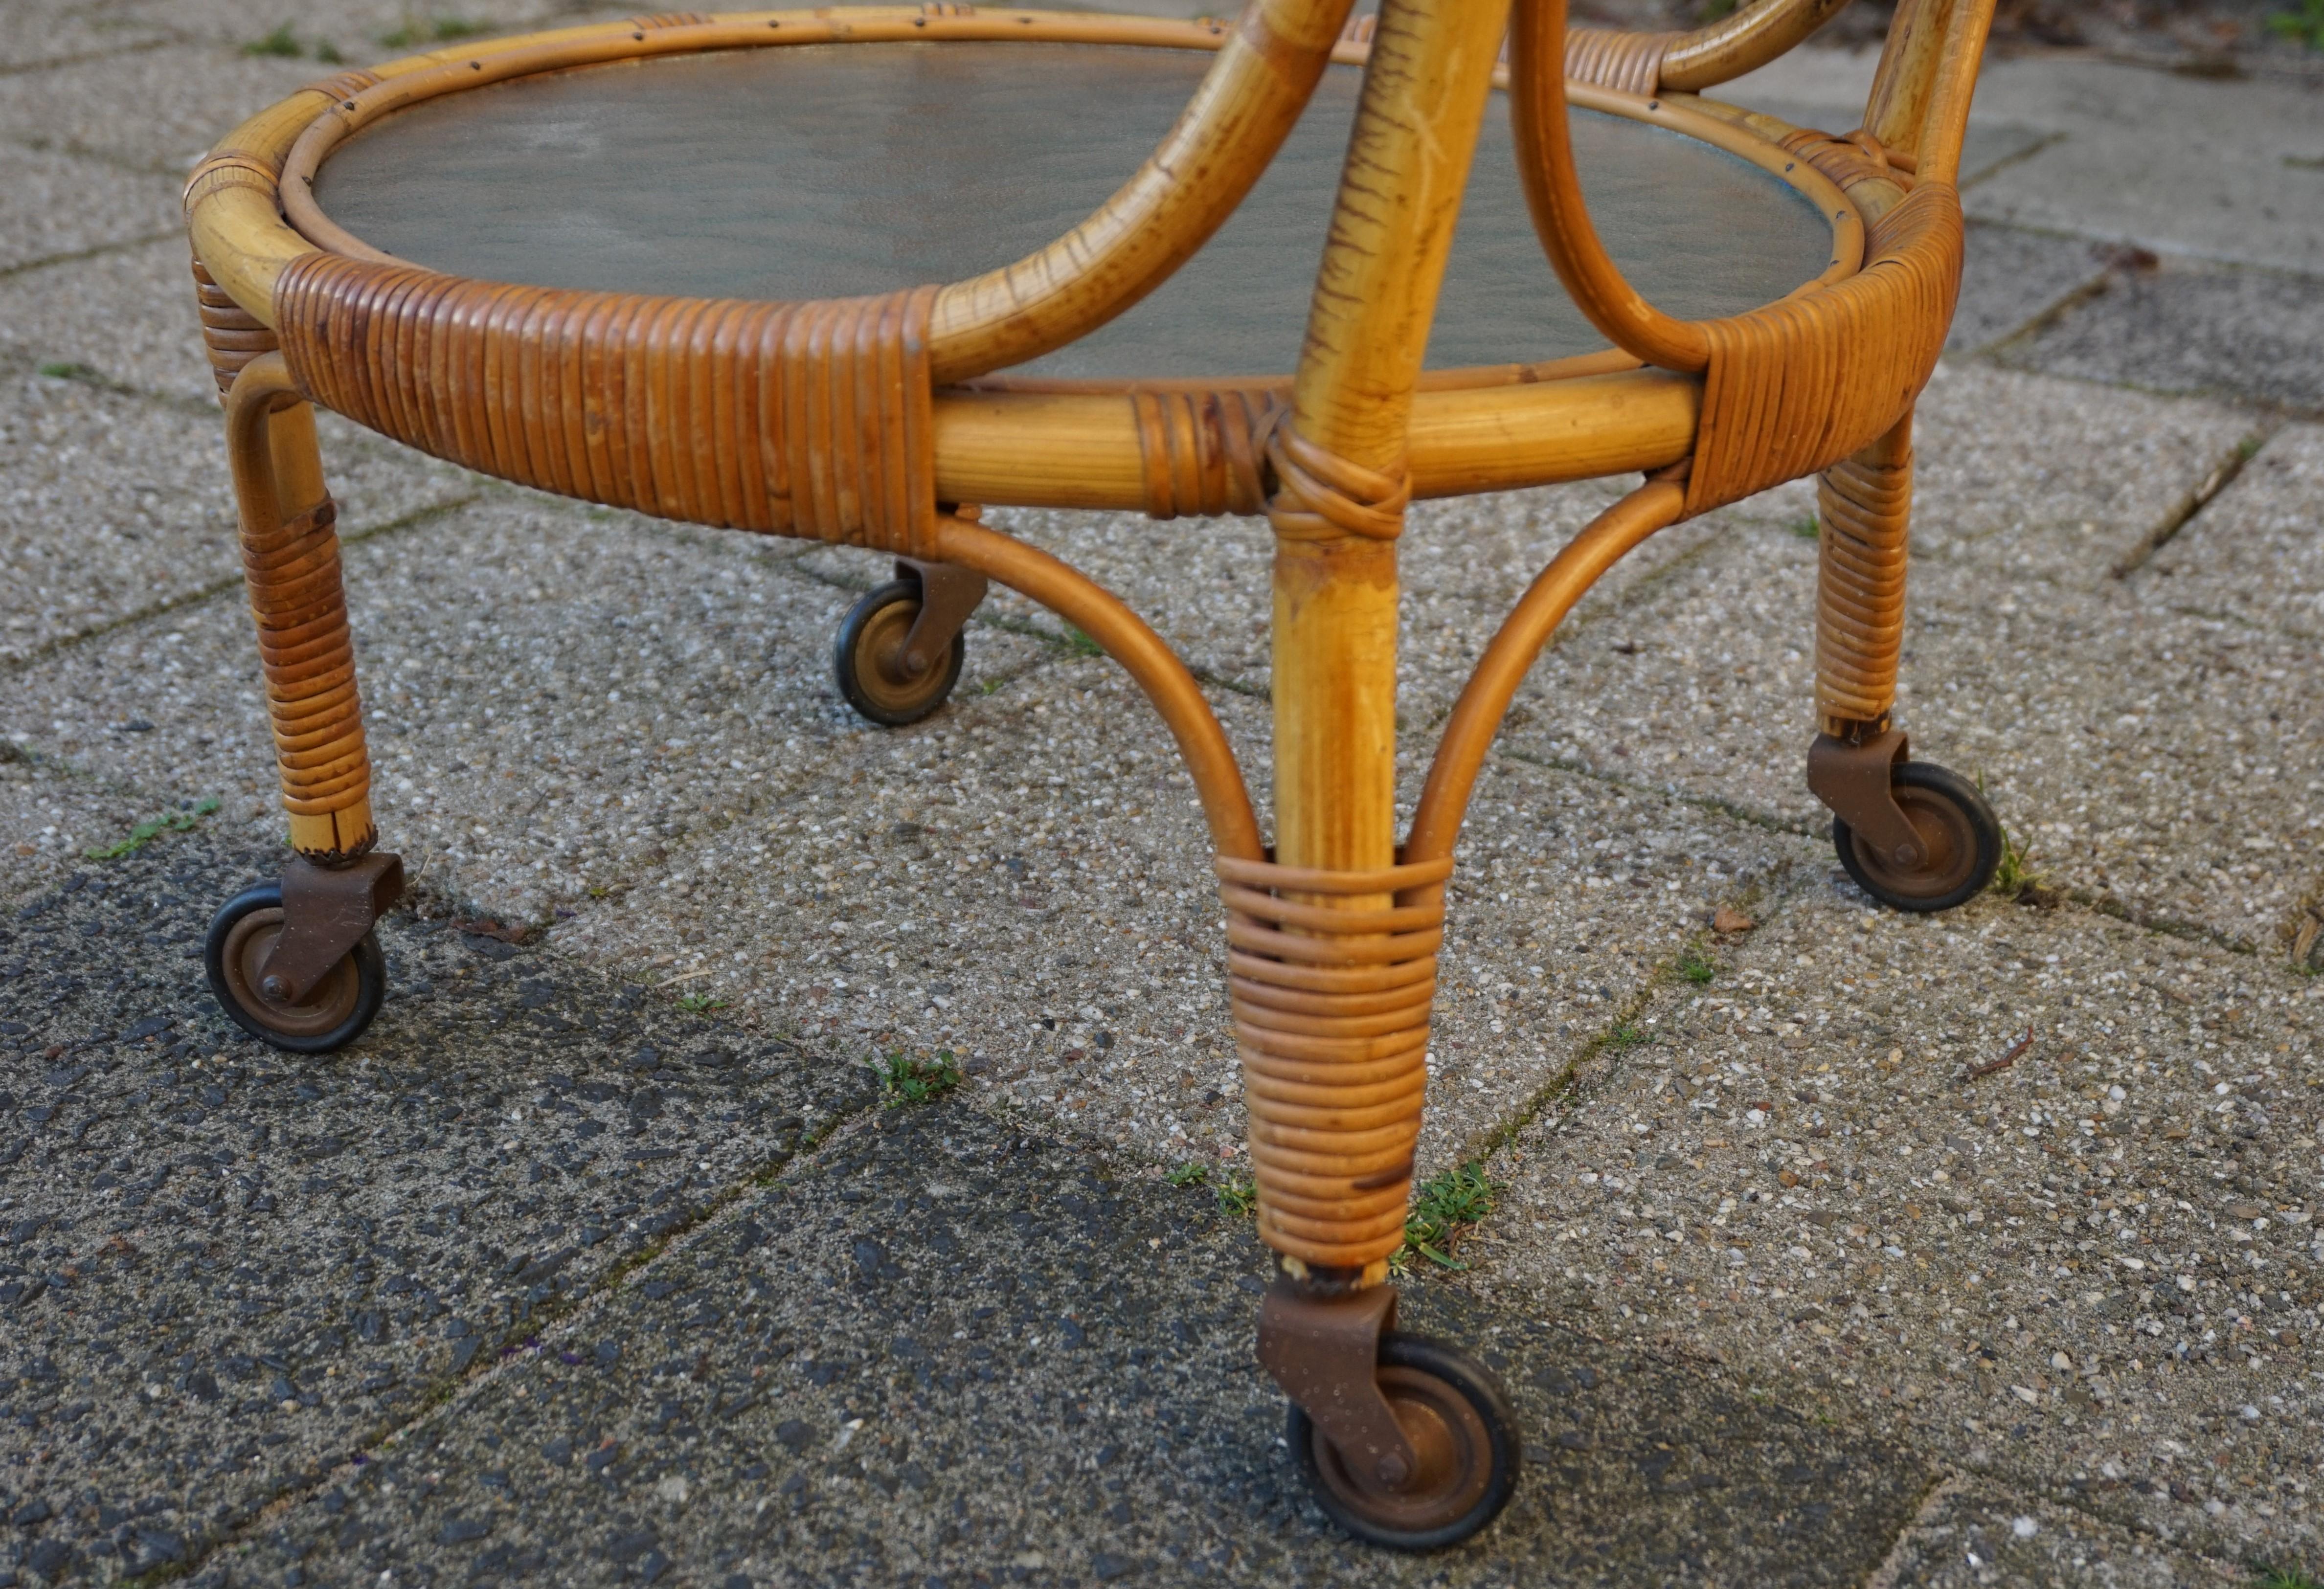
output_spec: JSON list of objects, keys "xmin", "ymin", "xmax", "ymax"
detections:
[
  {"xmin": 1681, "ymin": 179, "xmax": 1959, "ymax": 517},
  {"xmin": 1133, "ymin": 387, "xmax": 1283, "ymax": 520},
  {"xmin": 272, "ymin": 254, "xmax": 946, "ymax": 556},
  {"xmin": 192, "ymin": 256, "xmax": 278, "ymax": 400},
  {"xmin": 242, "ymin": 495, "xmax": 375, "ymax": 846},
  {"xmin": 1218, "ymin": 853, "xmax": 1452, "ymax": 1272},
  {"xmin": 1265, "ymin": 420, "xmax": 1411, "ymax": 542},
  {"xmin": 1563, "ymin": 27, "xmax": 1674, "ymax": 93},
  {"xmin": 1814, "ymin": 419, "xmax": 1912, "ymax": 733}
]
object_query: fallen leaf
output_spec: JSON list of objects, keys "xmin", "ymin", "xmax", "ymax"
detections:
[{"xmin": 1713, "ymin": 906, "xmax": 1755, "ymax": 935}]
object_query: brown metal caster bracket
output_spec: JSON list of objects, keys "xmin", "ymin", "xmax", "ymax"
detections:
[
  {"xmin": 1805, "ymin": 728, "xmax": 1924, "ymax": 871},
  {"xmin": 890, "ymin": 558, "xmax": 989, "ymax": 687},
  {"xmin": 1256, "ymin": 1277, "xmax": 1419, "ymax": 1490},
  {"xmin": 257, "ymin": 851, "xmax": 405, "ymax": 1005}
]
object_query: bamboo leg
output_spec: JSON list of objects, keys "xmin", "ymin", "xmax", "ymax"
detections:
[{"xmin": 223, "ymin": 353, "xmax": 378, "ymax": 862}]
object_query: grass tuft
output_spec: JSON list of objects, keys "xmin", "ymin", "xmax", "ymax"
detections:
[
  {"xmin": 85, "ymin": 798, "xmax": 220, "ymax": 861},
  {"xmin": 1214, "ymin": 1170, "xmax": 1257, "ymax": 1218},
  {"xmin": 1605, "ymin": 1021, "xmax": 1651, "ymax": 1050},
  {"xmin": 2255, "ymin": 1570, "xmax": 2324, "ymax": 1589},
  {"xmin": 2270, "ymin": 0, "xmax": 2324, "ymax": 50},
  {"xmin": 37, "ymin": 361, "xmax": 102, "ymax": 381},
  {"xmin": 242, "ymin": 22, "xmax": 302, "ymax": 55},
  {"xmin": 1166, "ymin": 1162, "xmax": 1209, "ymax": 1188},
  {"xmin": 1789, "ymin": 514, "xmax": 1820, "ymax": 539},
  {"xmin": 1675, "ymin": 944, "xmax": 1716, "ymax": 985},
  {"xmin": 1062, "ymin": 626, "xmax": 1105, "ymax": 659},
  {"xmin": 675, "ymin": 991, "xmax": 727, "ymax": 1016},
  {"xmin": 878, "ymin": 1049, "xmax": 962, "ymax": 1107},
  {"xmin": 1400, "ymin": 1161, "xmax": 1500, "ymax": 1270}
]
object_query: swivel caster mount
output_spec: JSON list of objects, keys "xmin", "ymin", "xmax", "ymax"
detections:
[
  {"xmin": 834, "ymin": 558, "xmax": 988, "ymax": 727},
  {"xmin": 1809, "ymin": 729, "xmax": 2001, "ymax": 913},
  {"xmin": 205, "ymin": 852, "xmax": 402, "ymax": 1053},
  {"xmin": 1261, "ymin": 1279, "xmax": 1520, "ymax": 1551}
]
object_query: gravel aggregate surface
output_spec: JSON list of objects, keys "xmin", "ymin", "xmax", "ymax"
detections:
[
  {"xmin": 0, "ymin": 833, "xmax": 879, "ymax": 1584},
  {"xmin": 0, "ymin": 150, "xmax": 176, "ymax": 276},
  {"xmin": 1480, "ymin": 876, "xmax": 2324, "ymax": 1567}
]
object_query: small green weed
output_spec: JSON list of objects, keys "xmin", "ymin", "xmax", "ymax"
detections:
[
  {"xmin": 85, "ymin": 798, "xmax": 221, "ymax": 860},
  {"xmin": 1061, "ymin": 626, "xmax": 1104, "ymax": 659},
  {"xmin": 315, "ymin": 40, "xmax": 345, "ymax": 62},
  {"xmin": 1402, "ymin": 1161, "xmax": 1499, "ymax": 1269},
  {"xmin": 1789, "ymin": 514, "xmax": 1821, "ymax": 539},
  {"xmin": 2254, "ymin": 1569, "xmax": 2324, "ymax": 1589},
  {"xmin": 675, "ymin": 991, "xmax": 727, "ymax": 1016},
  {"xmin": 2269, "ymin": 0, "xmax": 2324, "ymax": 50},
  {"xmin": 37, "ymin": 361, "xmax": 101, "ymax": 381},
  {"xmin": 1991, "ymin": 819, "xmax": 2038, "ymax": 898},
  {"xmin": 879, "ymin": 1049, "xmax": 963, "ymax": 1107},
  {"xmin": 242, "ymin": 23, "xmax": 302, "ymax": 56},
  {"xmin": 1215, "ymin": 1170, "xmax": 1257, "ymax": 1218},
  {"xmin": 381, "ymin": 15, "xmax": 491, "ymax": 47},
  {"xmin": 1606, "ymin": 1022, "xmax": 1651, "ymax": 1050},
  {"xmin": 1675, "ymin": 945, "xmax": 1716, "ymax": 985},
  {"xmin": 1167, "ymin": 1162, "xmax": 1210, "ymax": 1188}
]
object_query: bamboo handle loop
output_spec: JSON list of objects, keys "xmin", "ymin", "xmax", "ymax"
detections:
[
  {"xmin": 225, "ymin": 355, "xmax": 376, "ymax": 859},
  {"xmin": 1562, "ymin": 28, "xmax": 1671, "ymax": 94},
  {"xmin": 272, "ymin": 253, "xmax": 946, "ymax": 557},
  {"xmin": 1218, "ymin": 852, "xmax": 1453, "ymax": 1272}
]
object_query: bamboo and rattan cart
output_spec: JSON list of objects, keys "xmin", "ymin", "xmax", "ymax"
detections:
[{"xmin": 184, "ymin": 0, "xmax": 2000, "ymax": 1547}]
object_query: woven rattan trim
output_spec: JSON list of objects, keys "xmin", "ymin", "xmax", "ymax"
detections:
[
  {"xmin": 241, "ymin": 496, "xmax": 373, "ymax": 820},
  {"xmin": 1264, "ymin": 416, "xmax": 1410, "ymax": 542},
  {"xmin": 1814, "ymin": 430, "xmax": 1912, "ymax": 728},
  {"xmin": 272, "ymin": 254, "xmax": 944, "ymax": 555},
  {"xmin": 1682, "ymin": 179, "xmax": 1960, "ymax": 517},
  {"xmin": 1218, "ymin": 853, "xmax": 1452, "ymax": 1269}
]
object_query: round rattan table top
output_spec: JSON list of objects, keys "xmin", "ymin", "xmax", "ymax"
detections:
[{"xmin": 308, "ymin": 42, "xmax": 1836, "ymax": 379}]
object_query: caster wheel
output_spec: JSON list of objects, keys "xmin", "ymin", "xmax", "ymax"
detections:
[
  {"xmin": 204, "ymin": 883, "xmax": 386, "ymax": 1054},
  {"xmin": 834, "ymin": 580, "xmax": 965, "ymax": 727},
  {"xmin": 1831, "ymin": 761, "xmax": 2002, "ymax": 913},
  {"xmin": 1287, "ymin": 1332, "xmax": 1520, "ymax": 1552}
]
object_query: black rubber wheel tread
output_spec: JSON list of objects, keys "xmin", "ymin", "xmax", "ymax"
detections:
[
  {"xmin": 833, "ymin": 580, "xmax": 967, "ymax": 727},
  {"xmin": 1287, "ymin": 1331, "xmax": 1522, "ymax": 1552},
  {"xmin": 204, "ymin": 882, "xmax": 387, "ymax": 1054},
  {"xmin": 1831, "ymin": 760, "xmax": 2003, "ymax": 914}
]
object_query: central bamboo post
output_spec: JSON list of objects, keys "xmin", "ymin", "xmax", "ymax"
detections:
[
  {"xmin": 1240, "ymin": 0, "xmax": 1509, "ymax": 1295},
  {"xmin": 1272, "ymin": 0, "xmax": 1509, "ymax": 882}
]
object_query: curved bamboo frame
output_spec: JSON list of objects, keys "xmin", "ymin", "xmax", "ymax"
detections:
[{"xmin": 184, "ymin": 0, "xmax": 1998, "ymax": 1296}]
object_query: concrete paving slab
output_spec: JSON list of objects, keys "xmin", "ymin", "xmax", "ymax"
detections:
[
  {"xmin": 549, "ymin": 651, "xmax": 1814, "ymax": 1175},
  {"xmin": 1997, "ymin": 257, "xmax": 2324, "ymax": 411},
  {"xmin": 1949, "ymin": 222, "xmax": 2109, "ymax": 355},
  {"xmin": 94, "ymin": 0, "xmax": 577, "ymax": 59},
  {"xmin": 0, "ymin": 367, "xmax": 481, "ymax": 666},
  {"xmin": 0, "ymin": 494, "xmax": 1056, "ymax": 922},
  {"xmin": 0, "ymin": 830, "xmax": 882, "ymax": 1583},
  {"xmin": 0, "ymin": 148, "xmax": 176, "ymax": 275},
  {"xmin": 212, "ymin": 1097, "xmax": 1942, "ymax": 1588},
  {"xmin": 0, "ymin": 3, "xmax": 171, "ymax": 75},
  {"xmin": 0, "ymin": 43, "xmax": 317, "ymax": 178},
  {"xmin": 1964, "ymin": 56, "xmax": 2324, "ymax": 275},
  {"xmin": 2138, "ymin": 422, "xmax": 2324, "ymax": 643},
  {"xmin": 0, "ymin": 236, "xmax": 220, "ymax": 406},
  {"xmin": 1867, "ymin": 1474, "xmax": 2250, "ymax": 1588},
  {"xmin": 1723, "ymin": 45, "xmax": 2324, "ymax": 275},
  {"xmin": 0, "ymin": 749, "xmax": 152, "ymax": 909},
  {"xmin": 1477, "ymin": 878, "xmax": 2324, "ymax": 1569}
]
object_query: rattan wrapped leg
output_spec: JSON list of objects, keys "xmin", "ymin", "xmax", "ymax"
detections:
[{"xmin": 1813, "ymin": 413, "xmax": 1913, "ymax": 739}]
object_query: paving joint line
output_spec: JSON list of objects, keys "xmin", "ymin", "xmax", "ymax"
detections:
[
  {"xmin": 155, "ymin": 1077, "xmax": 891, "ymax": 1587},
  {"xmin": 0, "ymin": 35, "xmax": 171, "ymax": 79},
  {"xmin": 2111, "ymin": 424, "xmax": 2283, "ymax": 577},
  {"xmin": 0, "ymin": 491, "xmax": 484, "ymax": 678},
  {"xmin": 1858, "ymin": 1469, "xmax": 1970, "ymax": 1589},
  {"xmin": 1957, "ymin": 129, "xmax": 2069, "ymax": 193},
  {"xmin": 0, "ymin": 228, "xmax": 181, "ymax": 282}
]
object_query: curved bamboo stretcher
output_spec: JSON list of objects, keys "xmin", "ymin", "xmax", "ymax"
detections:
[{"xmin": 185, "ymin": 0, "xmax": 1996, "ymax": 1539}]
